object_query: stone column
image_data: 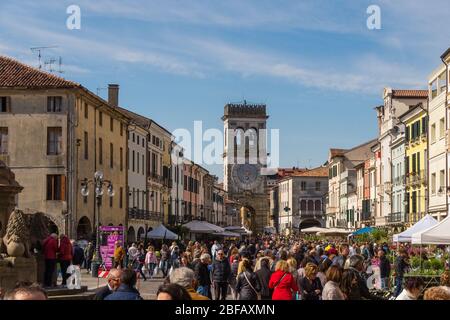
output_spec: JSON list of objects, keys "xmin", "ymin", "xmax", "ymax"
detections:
[{"xmin": 0, "ymin": 160, "xmax": 23, "ymax": 239}]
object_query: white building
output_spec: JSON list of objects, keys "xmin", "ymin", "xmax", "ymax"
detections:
[
  {"xmin": 375, "ymin": 88, "xmax": 428, "ymax": 226},
  {"xmin": 428, "ymin": 64, "xmax": 447, "ymax": 221}
]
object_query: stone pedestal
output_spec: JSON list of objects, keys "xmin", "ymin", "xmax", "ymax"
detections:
[{"xmin": 0, "ymin": 256, "xmax": 37, "ymax": 290}]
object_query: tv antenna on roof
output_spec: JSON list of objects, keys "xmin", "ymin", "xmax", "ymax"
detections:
[{"xmin": 30, "ymin": 46, "xmax": 58, "ymax": 70}]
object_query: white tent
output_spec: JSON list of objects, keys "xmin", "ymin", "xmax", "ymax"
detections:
[
  {"xmin": 300, "ymin": 226, "xmax": 328, "ymax": 234},
  {"xmin": 393, "ymin": 214, "xmax": 438, "ymax": 243},
  {"xmin": 411, "ymin": 215, "xmax": 450, "ymax": 245},
  {"xmin": 182, "ymin": 220, "xmax": 225, "ymax": 234},
  {"xmin": 225, "ymin": 226, "xmax": 252, "ymax": 235},
  {"xmin": 147, "ymin": 224, "xmax": 178, "ymax": 240}
]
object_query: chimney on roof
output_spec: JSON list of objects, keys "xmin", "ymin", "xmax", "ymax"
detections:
[{"xmin": 108, "ymin": 84, "xmax": 119, "ymax": 107}]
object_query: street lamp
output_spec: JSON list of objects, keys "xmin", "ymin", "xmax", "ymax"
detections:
[{"xmin": 80, "ymin": 171, "xmax": 114, "ymax": 277}]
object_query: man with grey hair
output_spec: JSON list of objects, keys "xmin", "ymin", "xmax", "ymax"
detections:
[
  {"xmin": 195, "ymin": 253, "xmax": 212, "ymax": 299},
  {"xmin": 93, "ymin": 268, "xmax": 122, "ymax": 300},
  {"xmin": 170, "ymin": 267, "xmax": 210, "ymax": 300}
]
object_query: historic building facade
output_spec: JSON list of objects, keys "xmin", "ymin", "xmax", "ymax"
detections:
[{"xmin": 0, "ymin": 57, "xmax": 130, "ymax": 240}]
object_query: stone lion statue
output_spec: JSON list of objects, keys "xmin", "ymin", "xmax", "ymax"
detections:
[{"xmin": 2, "ymin": 209, "xmax": 31, "ymax": 258}]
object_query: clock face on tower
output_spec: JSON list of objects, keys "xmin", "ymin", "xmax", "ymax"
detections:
[{"xmin": 232, "ymin": 164, "xmax": 262, "ymax": 191}]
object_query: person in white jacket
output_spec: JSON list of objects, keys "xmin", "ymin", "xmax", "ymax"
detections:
[{"xmin": 396, "ymin": 277, "xmax": 424, "ymax": 300}]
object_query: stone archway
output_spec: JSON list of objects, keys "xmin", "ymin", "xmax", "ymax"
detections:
[
  {"xmin": 137, "ymin": 227, "xmax": 145, "ymax": 241},
  {"xmin": 299, "ymin": 219, "xmax": 321, "ymax": 230},
  {"xmin": 240, "ymin": 205, "xmax": 256, "ymax": 231},
  {"xmin": 127, "ymin": 226, "xmax": 136, "ymax": 243},
  {"xmin": 76, "ymin": 216, "xmax": 92, "ymax": 240}
]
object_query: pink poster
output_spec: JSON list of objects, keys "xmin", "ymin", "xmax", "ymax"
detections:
[{"xmin": 99, "ymin": 226, "xmax": 124, "ymax": 270}]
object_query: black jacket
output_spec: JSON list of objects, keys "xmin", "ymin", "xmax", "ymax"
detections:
[
  {"xmin": 212, "ymin": 259, "xmax": 231, "ymax": 283},
  {"xmin": 93, "ymin": 285, "xmax": 113, "ymax": 300},
  {"xmin": 194, "ymin": 261, "xmax": 211, "ymax": 286},
  {"xmin": 255, "ymin": 266, "xmax": 272, "ymax": 298},
  {"xmin": 300, "ymin": 277, "xmax": 322, "ymax": 301},
  {"xmin": 72, "ymin": 245, "xmax": 85, "ymax": 266},
  {"xmin": 395, "ymin": 256, "xmax": 409, "ymax": 277},
  {"xmin": 347, "ymin": 268, "xmax": 381, "ymax": 300},
  {"xmin": 379, "ymin": 256, "xmax": 391, "ymax": 278},
  {"xmin": 236, "ymin": 271, "xmax": 261, "ymax": 300}
]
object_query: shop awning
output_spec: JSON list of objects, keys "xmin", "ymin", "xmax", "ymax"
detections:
[{"xmin": 182, "ymin": 220, "xmax": 225, "ymax": 234}]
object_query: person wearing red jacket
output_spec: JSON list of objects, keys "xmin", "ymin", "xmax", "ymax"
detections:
[
  {"xmin": 269, "ymin": 260, "xmax": 299, "ymax": 300},
  {"xmin": 58, "ymin": 235, "xmax": 73, "ymax": 286},
  {"xmin": 42, "ymin": 234, "xmax": 58, "ymax": 287}
]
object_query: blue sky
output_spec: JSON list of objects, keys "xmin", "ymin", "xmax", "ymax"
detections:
[{"xmin": 1, "ymin": 0, "xmax": 450, "ymax": 179}]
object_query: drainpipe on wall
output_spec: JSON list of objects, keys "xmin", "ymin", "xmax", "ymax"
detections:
[{"xmin": 441, "ymin": 56, "xmax": 449, "ymax": 219}]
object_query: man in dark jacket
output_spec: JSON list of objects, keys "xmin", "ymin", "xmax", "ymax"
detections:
[
  {"xmin": 211, "ymin": 250, "xmax": 231, "ymax": 300},
  {"xmin": 104, "ymin": 269, "xmax": 143, "ymax": 300},
  {"xmin": 72, "ymin": 241, "xmax": 85, "ymax": 267},
  {"xmin": 394, "ymin": 249, "xmax": 410, "ymax": 297},
  {"xmin": 194, "ymin": 254, "xmax": 212, "ymax": 299},
  {"xmin": 255, "ymin": 258, "xmax": 272, "ymax": 300},
  {"xmin": 378, "ymin": 249, "xmax": 391, "ymax": 290},
  {"xmin": 93, "ymin": 268, "xmax": 122, "ymax": 300}
]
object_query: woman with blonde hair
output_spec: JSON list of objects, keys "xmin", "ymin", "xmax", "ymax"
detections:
[
  {"xmin": 268, "ymin": 260, "xmax": 299, "ymax": 300},
  {"xmin": 299, "ymin": 263, "xmax": 323, "ymax": 300},
  {"xmin": 236, "ymin": 258, "xmax": 261, "ymax": 300},
  {"xmin": 287, "ymin": 258, "xmax": 299, "ymax": 284}
]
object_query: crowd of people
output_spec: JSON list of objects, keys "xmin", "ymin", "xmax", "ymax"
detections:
[
  {"xmin": 98, "ymin": 235, "xmax": 450, "ymax": 301},
  {"xmin": 2, "ymin": 234, "xmax": 450, "ymax": 301}
]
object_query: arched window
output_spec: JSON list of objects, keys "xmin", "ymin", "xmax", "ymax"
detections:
[
  {"xmin": 300, "ymin": 200, "xmax": 307, "ymax": 211},
  {"xmin": 244, "ymin": 128, "xmax": 258, "ymax": 164},
  {"xmin": 315, "ymin": 200, "xmax": 322, "ymax": 212},
  {"xmin": 308, "ymin": 200, "xmax": 314, "ymax": 211}
]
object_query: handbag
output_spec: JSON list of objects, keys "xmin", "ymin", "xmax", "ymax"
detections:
[{"xmin": 243, "ymin": 272, "xmax": 261, "ymax": 300}]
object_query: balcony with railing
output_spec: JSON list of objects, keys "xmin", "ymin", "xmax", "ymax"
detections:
[
  {"xmin": 385, "ymin": 212, "xmax": 408, "ymax": 224},
  {"xmin": 128, "ymin": 208, "xmax": 163, "ymax": 221},
  {"xmin": 406, "ymin": 170, "xmax": 427, "ymax": 188},
  {"xmin": 299, "ymin": 210, "xmax": 325, "ymax": 218}
]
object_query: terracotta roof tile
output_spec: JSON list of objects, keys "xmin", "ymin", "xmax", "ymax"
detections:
[
  {"xmin": 330, "ymin": 148, "xmax": 347, "ymax": 158},
  {"xmin": 0, "ymin": 55, "xmax": 80, "ymax": 88},
  {"xmin": 291, "ymin": 166, "xmax": 328, "ymax": 177},
  {"xmin": 391, "ymin": 89, "xmax": 428, "ymax": 98}
]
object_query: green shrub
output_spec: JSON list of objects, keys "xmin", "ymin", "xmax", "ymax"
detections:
[{"xmin": 429, "ymin": 258, "xmax": 444, "ymax": 271}]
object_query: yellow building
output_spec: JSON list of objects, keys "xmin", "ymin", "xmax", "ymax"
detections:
[
  {"xmin": 400, "ymin": 103, "xmax": 428, "ymax": 225},
  {"xmin": 161, "ymin": 132, "xmax": 173, "ymax": 225}
]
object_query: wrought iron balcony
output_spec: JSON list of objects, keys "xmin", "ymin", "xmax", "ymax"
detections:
[
  {"xmin": 385, "ymin": 212, "xmax": 408, "ymax": 224},
  {"xmin": 128, "ymin": 208, "xmax": 163, "ymax": 221}
]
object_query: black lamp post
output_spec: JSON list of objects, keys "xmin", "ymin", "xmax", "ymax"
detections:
[{"xmin": 80, "ymin": 171, "xmax": 114, "ymax": 278}]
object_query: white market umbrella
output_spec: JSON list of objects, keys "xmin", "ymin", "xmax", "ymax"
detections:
[
  {"xmin": 300, "ymin": 226, "xmax": 328, "ymax": 234},
  {"xmin": 182, "ymin": 220, "xmax": 225, "ymax": 234}
]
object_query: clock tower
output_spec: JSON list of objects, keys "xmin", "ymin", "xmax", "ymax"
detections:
[{"xmin": 222, "ymin": 102, "xmax": 269, "ymax": 233}]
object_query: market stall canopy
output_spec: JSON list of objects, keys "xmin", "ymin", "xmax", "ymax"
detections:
[
  {"xmin": 411, "ymin": 215, "xmax": 450, "ymax": 245},
  {"xmin": 317, "ymin": 228, "xmax": 353, "ymax": 236},
  {"xmin": 393, "ymin": 214, "xmax": 438, "ymax": 243},
  {"xmin": 300, "ymin": 227, "xmax": 328, "ymax": 234},
  {"xmin": 225, "ymin": 226, "xmax": 253, "ymax": 235},
  {"xmin": 146, "ymin": 224, "xmax": 178, "ymax": 240},
  {"xmin": 214, "ymin": 231, "xmax": 241, "ymax": 238},
  {"xmin": 351, "ymin": 227, "xmax": 375, "ymax": 236},
  {"xmin": 182, "ymin": 220, "xmax": 225, "ymax": 234}
]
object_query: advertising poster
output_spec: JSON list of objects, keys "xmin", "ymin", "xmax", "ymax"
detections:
[{"xmin": 99, "ymin": 226, "xmax": 124, "ymax": 270}]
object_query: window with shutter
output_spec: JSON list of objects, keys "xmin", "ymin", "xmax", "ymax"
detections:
[
  {"xmin": 47, "ymin": 127, "xmax": 62, "ymax": 155},
  {"xmin": 47, "ymin": 97, "xmax": 62, "ymax": 112},
  {"xmin": 0, "ymin": 127, "xmax": 8, "ymax": 154},
  {"xmin": 0, "ymin": 97, "xmax": 11, "ymax": 112},
  {"xmin": 417, "ymin": 152, "xmax": 420, "ymax": 172}
]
